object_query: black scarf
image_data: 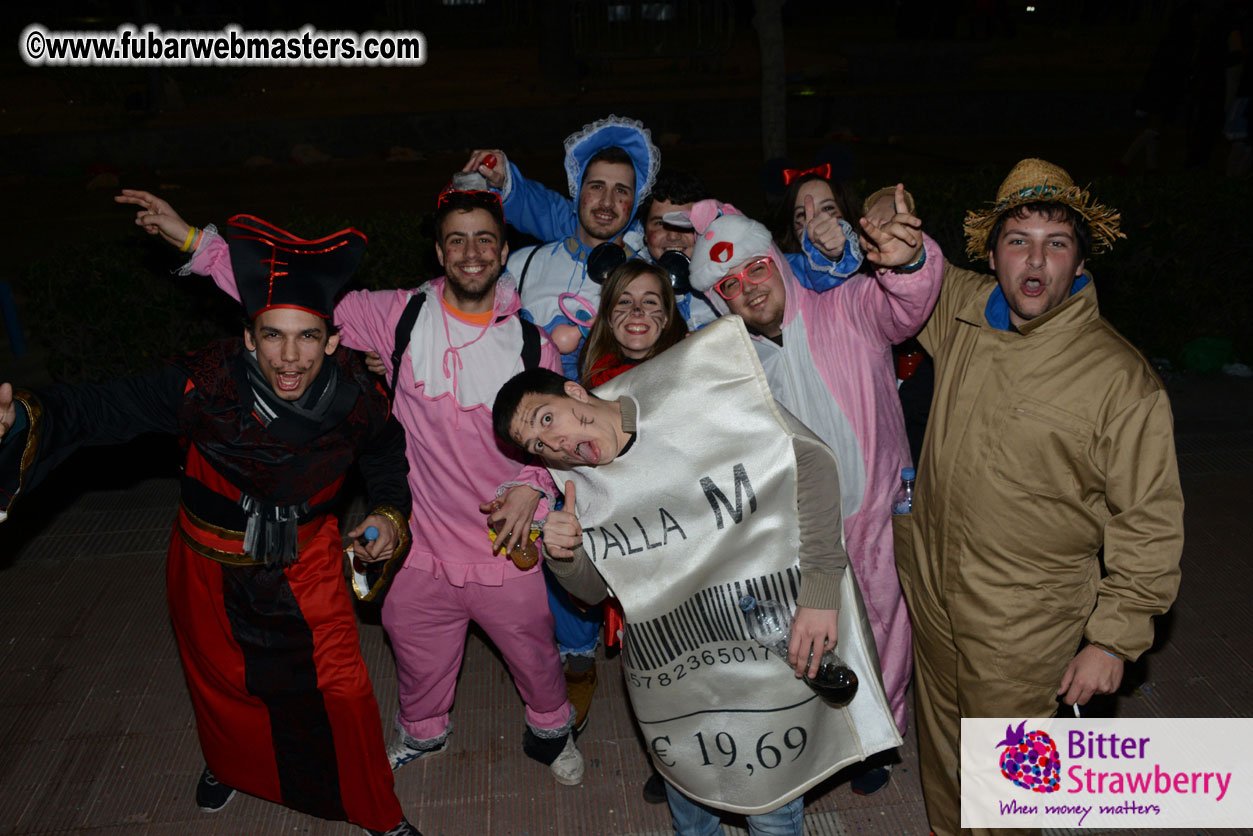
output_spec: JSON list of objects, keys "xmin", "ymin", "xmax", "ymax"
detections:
[{"xmin": 237, "ymin": 352, "xmax": 339, "ymax": 565}]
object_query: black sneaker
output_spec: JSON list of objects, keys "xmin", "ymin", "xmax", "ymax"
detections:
[
  {"xmin": 642, "ymin": 770, "xmax": 667, "ymax": 804},
  {"xmin": 195, "ymin": 767, "xmax": 236, "ymax": 813},
  {"xmin": 362, "ymin": 818, "xmax": 424, "ymax": 836},
  {"xmin": 850, "ymin": 764, "xmax": 892, "ymax": 795}
]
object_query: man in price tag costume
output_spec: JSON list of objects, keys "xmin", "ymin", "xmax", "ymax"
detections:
[
  {"xmin": 0, "ymin": 216, "xmax": 421, "ymax": 835},
  {"xmin": 493, "ymin": 317, "xmax": 901, "ymax": 835}
]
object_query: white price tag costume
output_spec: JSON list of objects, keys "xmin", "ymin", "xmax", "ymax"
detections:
[{"xmin": 546, "ymin": 317, "xmax": 900, "ymax": 813}]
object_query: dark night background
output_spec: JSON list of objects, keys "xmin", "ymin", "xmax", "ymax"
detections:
[
  {"xmin": 0, "ymin": 10, "xmax": 1250, "ymax": 834},
  {"xmin": 0, "ymin": 0, "xmax": 1249, "ymax": 385}
]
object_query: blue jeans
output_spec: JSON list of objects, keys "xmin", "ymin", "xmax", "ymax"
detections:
[
  {"xmin": 664, "ymin": 780, "xmax": 805, "ymax": 836},
  {"xmin": 544, "ymin": 561, "xmax": 601, "ymax": 657}
]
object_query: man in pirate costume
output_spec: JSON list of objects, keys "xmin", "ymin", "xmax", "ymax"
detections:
[
  {"xmin": 115, "ymin": 187, "xmax": 583, "ymax": 785},
  {"xmin": 0, "ymin": 216, "xmax": 422, "ymax": 836},
  {"xmin": 899, "ymin": 159, "xmax": 1184, "ymax": 836},
  {"xmin": 493, "ymin": 318, "xmax": 901, "ymax": 836}
]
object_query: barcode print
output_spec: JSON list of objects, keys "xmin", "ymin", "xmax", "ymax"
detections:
[{"xmin": 623, "ymin": 567, "xmax": 802, "ymax": 672}]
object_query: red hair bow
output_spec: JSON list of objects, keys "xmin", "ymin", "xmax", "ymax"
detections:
[{"xmin": 781, "ymin": 162, "xmax": 832, "ymax": 186}]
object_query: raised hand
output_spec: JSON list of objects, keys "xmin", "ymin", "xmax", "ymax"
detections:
[
  {"xmin": 858, "ymin": 183, "xmax": 924, "ymax": 269},
  {"xmin": 114, "ymin": 189, "xmax": 192, "ymax": 249},
  {"xmin": 539, "ymin": 481, "xmax": 583, "ymax": 559},
  {"xmin": 803, "ymin": 194, "xmax": 847, "ymax": 260},
  {"xmin": 460, "ymin": 149, "xmax": 507, "ymax": 190}
]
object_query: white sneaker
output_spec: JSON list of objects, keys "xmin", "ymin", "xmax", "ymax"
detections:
[
  {"xmin": 549, "ymin": 734, "xmax": 585, "ymax": 786},
  {"xmin": 387, "ymin": 721, "xmax": 449, "ymax": 771}
]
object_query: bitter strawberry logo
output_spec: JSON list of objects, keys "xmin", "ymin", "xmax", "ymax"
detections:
[{"xmin": 996, "ymin": 721, "xmax": 1061, "ymax": 793}]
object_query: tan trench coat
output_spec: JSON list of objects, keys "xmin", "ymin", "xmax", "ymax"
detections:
[{"xmin": 897, "ymin": 263, "xmax": 1183, "ymax": 836}]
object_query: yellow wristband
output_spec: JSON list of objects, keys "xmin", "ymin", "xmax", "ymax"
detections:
[{"xmin": 180, "ymin": 226, "xmax": 198, "ymax": 253}]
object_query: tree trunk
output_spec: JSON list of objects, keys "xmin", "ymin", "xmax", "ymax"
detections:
[{"xmin": 753, "ymin": 0, "xmax": 787, "ymax": 161}]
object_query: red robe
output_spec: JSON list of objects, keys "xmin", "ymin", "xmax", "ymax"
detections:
[{"xmin": 2, "ymin": 340, "xmax": 407, "ymax": 830}]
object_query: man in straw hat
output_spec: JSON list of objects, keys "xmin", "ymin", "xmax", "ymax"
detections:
[
  {"xmin": 0, "ymin": 213, "xmax": 423, "ymax": 834},
  {"xmin": 898, "ymin": 158, "xmax": 1183, "ymax": 836}
]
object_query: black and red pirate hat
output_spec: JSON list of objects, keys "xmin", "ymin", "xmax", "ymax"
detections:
[{"xmin": 226, "ymin": 214, "xmax": 367, "ymax": 319}]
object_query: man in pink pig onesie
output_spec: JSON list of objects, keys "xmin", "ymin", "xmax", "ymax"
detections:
[
  {"xmin": 677, "ymin": 187, "xmax": 942, "ymax": 793},
  {"xmin": 115, "ymin": 187, "xmax": 585, "ymax": 786}
]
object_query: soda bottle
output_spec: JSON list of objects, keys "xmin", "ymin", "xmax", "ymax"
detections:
[
  {"xmin": 892, "ymin": 467, "xmax": 915, "ymax": 515},
  {"xmin": 738, "ymin": 595, "xmax": 859, "ymax": 706}
]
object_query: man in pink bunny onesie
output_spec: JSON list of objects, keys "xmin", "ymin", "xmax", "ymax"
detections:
[
  {"xmin": 680, "ymin": 191, "xmax": 943, "ymax": 790},
  {"xmin": 120, "ymin": 187, "xmax": 585, "ymax": 785}
]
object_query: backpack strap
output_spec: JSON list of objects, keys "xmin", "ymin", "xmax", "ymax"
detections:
[
  {"xmin": 511, "ymin": 247, "xmax": 542, "ymax": 370},
  {"xmin": 516, "ymin": 245, "xmax": 541, "ymax": 298},
  {"xmin": 485, "ymin": 312, "xmax": 542, "ymax": 371},
  {"xmin": 388, "ymin": 292, "xmax": 427, "ymax": 400},
  {"xmin": 519, "ymin": 319, "xmax": 541, "ymax": 370}
]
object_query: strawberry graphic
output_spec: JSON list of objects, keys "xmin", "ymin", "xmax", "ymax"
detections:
[{"xmin": 995, "ymin": 721, "xmax": 1061, "ymax": 793}]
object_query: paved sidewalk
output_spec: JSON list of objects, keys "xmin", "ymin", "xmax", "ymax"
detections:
[{"xmin": 1, "ymin": 378, "xmax": 1250, "ymax": 835}]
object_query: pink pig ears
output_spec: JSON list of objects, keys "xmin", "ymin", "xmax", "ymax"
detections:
[
  {"xmin": 687, "ymin": 199, "xmax": 723, "ymax": 234},
  {"xmin": 689, "ymin": 199, "xmax": 746, "ymax": 234}
]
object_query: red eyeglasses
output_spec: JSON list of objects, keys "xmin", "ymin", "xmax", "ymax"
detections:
[{"xmin": 713, "ymin": 257, "xmax": 774, "ymax": 301}]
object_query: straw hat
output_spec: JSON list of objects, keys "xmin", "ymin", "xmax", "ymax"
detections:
[{"xmin": 963, "ymin": 158, "xmax": 1124, "ymax": 260}]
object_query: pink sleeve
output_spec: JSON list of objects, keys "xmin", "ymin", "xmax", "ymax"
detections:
[
  {"xmin": 332, "ymin": 289, "xmax": 412, "ymax": 362},
  {"xmin": 507, "ymin": 462, "xmax": 558, "ymax": 519},
  {"xmin": 848, "ymin": 233, "xmax": 945, "ymax": 345},
  {"xmin": 189, "ymin": 233, "xmax": 242, "ymax": 303}
]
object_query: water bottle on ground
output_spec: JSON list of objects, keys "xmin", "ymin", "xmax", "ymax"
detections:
[
  {"xmin": 892, "ymin": 467, "xmax": 915, "ymax": 515},
  {"xmin": 738, "ymin": 595, "xmax": 859, "ymax": 706}
]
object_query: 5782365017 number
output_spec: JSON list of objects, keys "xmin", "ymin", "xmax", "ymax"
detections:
[{"xmin": 626, "ymin": 644, "xmax": 770, "ymax": 689}]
